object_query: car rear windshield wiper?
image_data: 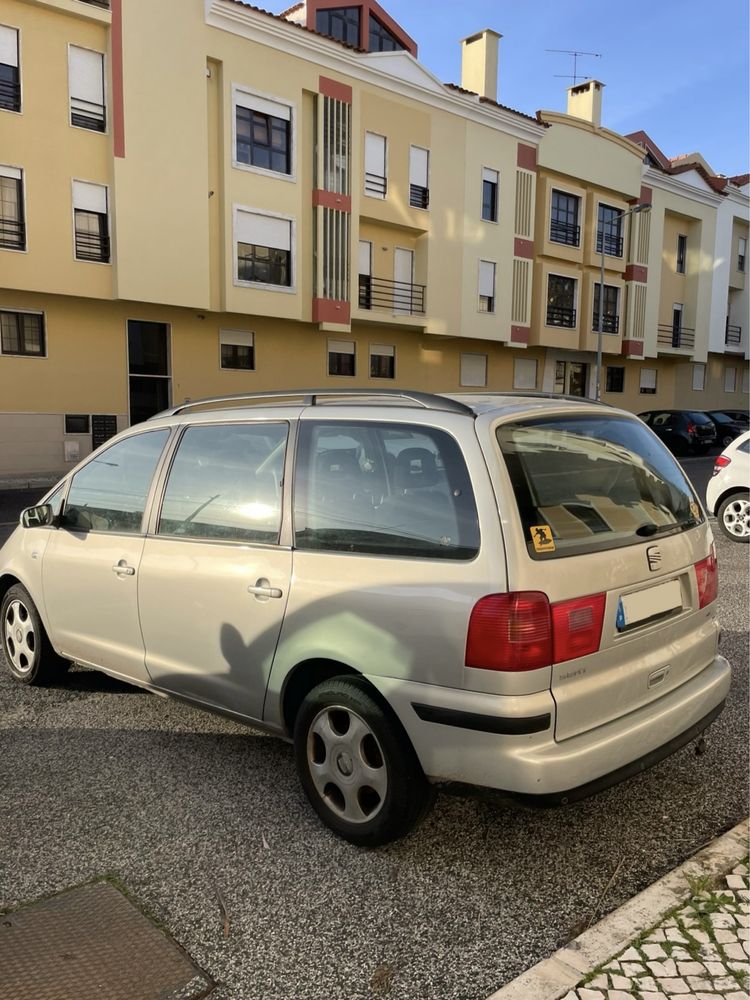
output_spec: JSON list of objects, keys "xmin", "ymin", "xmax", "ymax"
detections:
[{"xmin": 635, "ymin": 518, "xmax": 700, "ymax": 537}]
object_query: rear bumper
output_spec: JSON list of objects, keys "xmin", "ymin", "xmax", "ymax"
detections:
[{"xmin": 368, "ymin": 654, "xmax": 731, "ymax": 797}]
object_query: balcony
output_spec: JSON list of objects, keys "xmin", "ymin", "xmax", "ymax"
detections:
[
  {"xmin": 0, "ymin": 77, "xmax": 21, "ymax": 114},
  {"xmin": 75, "ymin": 230, "xmax": 111, "ymax": 263},
  {"xmin": 546, "ymin": 305, "xmax": 577, "ymax": 328},
  {"xmin": 358, "ymin": 275, "xmax": 425, "ymax": 315},
  {"xmin": 595, "ymin": 232, "xmax": 624, "ymax": 257},
  {"xmin": 365, "ymin": 173, "xmax": 387, "ymax": 198},
  {"xmin": 0, "ymin": 218, "xmax": 25, "ymax": 251},
  {"xmin": 409, "ymin": 184, "xmax": 429, "ymax": 210},
  {"xmin": 657, "ymin": 324, "xmax": 695, "ymax": 351},
  {"xmin": 593, "ymin": 313, "xmax": 620, "ymax": 334},
  {"xmin": 549, "ymin": 220, "xmax": 580, "ymax": 247},
  {"xmin": 726, "ymin": 323, "xmax": 742, "ymax": 346}
]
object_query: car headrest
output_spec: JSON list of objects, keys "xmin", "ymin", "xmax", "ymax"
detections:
[{"xmin": 393, "ymin": 447, "xmax": 439, "ymax": 490}]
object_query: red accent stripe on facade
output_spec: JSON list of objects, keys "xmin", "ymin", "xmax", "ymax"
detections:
[
  {"xmin": 622, "ymin": 340, "xmax": 645, "ymax": 358},
  {"xmin": 624, "ymin": 264, "xmax": 648, "ymax": 283},
  {"xmin": 628, "ymin": 185, "xmax": 652, "ymax": 207},
  {"xmin": 318, "ymin": 76, "xmax": 353, "ymax": 104},
  {"xmin": 510, "ymin": 326, "xmax": 531, "ymax": 345},
  {"xmin": 111, "ymin": 0, "xmax": 125, "ymax": 158},
  {"xmin": 313, "ymin": 190, "xmax": 352, "ymax": 212},
  {"xmin": 514, "ymin": 238, "xmax": 534, "ymax": 259},
  {"xmin": 313, "ymin": 298, "xmax": 351, "ymax": 324},
  {"xmin": 517, "ymin": 144, "xmax": 537, "ymax": 171}
]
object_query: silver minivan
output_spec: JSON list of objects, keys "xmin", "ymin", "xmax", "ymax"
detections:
[{"xmin": 0, "ymin": 390, "xmax": 731, "ymax": 845}]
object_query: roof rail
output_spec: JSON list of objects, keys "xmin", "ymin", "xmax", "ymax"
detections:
[
  {"xmin": 151, "ymin": 389, "xmax": 475, "ymax": 419},
  {"xmin": 452, "ymin": 391, "xmax": 612, "ymax": 407}
]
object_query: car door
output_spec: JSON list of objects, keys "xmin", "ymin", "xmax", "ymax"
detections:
[
  {"xmin": 42, "ymin": 428, "xmax": 171, "ymax": 681},
  {"xmin": 137, "ymin": 418, "xmax": 293, "ymax": 720}
]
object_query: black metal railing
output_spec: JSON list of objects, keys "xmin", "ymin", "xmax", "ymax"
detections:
[
  {"xmin": 550, "ymin": 219, "xmax": 580, "ymax": 247},
  {"xmin": 726, "ymin": 323, "xmax": 742, "ymax": 345},
  {"xmin": 365, "ymin": 173, "xmax": 387, "ymax": 197},
  {"xmin": 409, "ymin": 184, "xmax": 429, "ymax": 210},
  {"xmin": 75, "ymin": 230, "xmax": 111, "ymax": 263},
  {"xmin": 358, "ymin": 275, "xmax": 425, "ymax": 315},
  {"xmin": 546, "ymin": 305, "xmax": 577, "ymax": 328},
  {"xmin": 593, "ymin": 313, "xmax": 620, "ymax": 334},
  {"xmin": 0, "ymin": 78, "xmax": 21, "ymax": 114},
  {"xmin": 596, "ymin": 231, "xmax": 624, "ymax": 257},
  {"xmin": 71, "ymin": 99, "xmax": 106, "ymax": 132},
  {"xmin": 657, "ymin": 324, "xmax": 695, "ymax": 350},
  {"xmin": 0, "ymin": 218, "xmax": 25, "ymax": 251},
  {"xmin": 79, "ymin": 0, "xmax": 110, "ymax": 8}
]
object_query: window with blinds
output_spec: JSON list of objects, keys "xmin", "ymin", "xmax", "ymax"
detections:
[
  {"xmin": 235, "ymin": 209, "xmax": 293, "ymax": 288},
  {"xmin": 478, "ymin": 260, "xmax": 496, "ymax": 313},
  {"xmin": 234, "ymin": 89, "xmax": 292, "ymax": 176},
  {"xmin": 364, "ymin": 132, "xmax": 387, "ymax": 197},
  {"xmin": 409, "ymin": 146, "xmax": 429, "ymax": 209},
  {"xmin": 0, "ymin": 25, "xmax": 20, "ymax": 113},
  {"xmin": 0, "ymin": 165, "xmax": 24, "ymax": 250},
  {"xmin": 69, "ymin": 46, "xmax": 106, "ymax": 132},
  {"xmin": 73, "ymin": 181, "xmax": 109, "ymax": 262}
]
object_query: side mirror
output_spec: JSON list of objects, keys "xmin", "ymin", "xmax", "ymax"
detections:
[{"xmin": 20, "ymin": 504, "xmax": 55, "ymax": 529}]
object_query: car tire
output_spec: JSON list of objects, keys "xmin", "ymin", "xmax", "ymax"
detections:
[
  {"xmin": 1, "ymin": 583, "xmax": 70, "ymax": 685},
  {"xmin": 721, "ymin": 433, "xmax": 734, "ymax": 448},
  {"xmin": 717, "ymin": 491, "xmax": 750, "ymax": 543},
  {"xmin": 293, "ymin": 675, "xmax": 435, "ymax": 846}
]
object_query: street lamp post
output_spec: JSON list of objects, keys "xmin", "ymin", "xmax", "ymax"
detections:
[{"xmin": 594, "ymin": 202, "xmax": 651, "ymax": 401}]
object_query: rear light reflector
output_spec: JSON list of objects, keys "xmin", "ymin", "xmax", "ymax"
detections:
[
  {"xmin": 695, "ymin": 547, "xmax": 718, "ymax": 608},
  {"xmin": 687, "ymin": 421, "xmax": 696, "ymax": 435},
  {"xmin": 465, "ymin": 592, "xmax": 552, "ymax": 672},
  {"xmin": 551, "ymin": 593, "xmax": 606, "ymax": 663},
  {"xmin": 712, "ymin": 455, "xmax": 731, "ymax": 476}
]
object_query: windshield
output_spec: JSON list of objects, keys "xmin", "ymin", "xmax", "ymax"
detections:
[{"xmin": 496, "ymin": 414, "xmax": 703, "ymax": 559}]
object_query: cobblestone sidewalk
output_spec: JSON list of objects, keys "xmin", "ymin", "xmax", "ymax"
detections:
[{"xmin": 564, "ymin": 861, "xmax": 750, "ymax": 999}]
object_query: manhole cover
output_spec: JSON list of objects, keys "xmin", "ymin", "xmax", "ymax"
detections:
[{"xmin": 0, "ymin": 881, "xmax": 214, "ymax": 1000}]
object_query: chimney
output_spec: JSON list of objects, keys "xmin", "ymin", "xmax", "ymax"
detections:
[
  {"xmin": 460, "ymin": 29, "xmax": 502, "ymax": 102},
  {"xmin": 567, "ymin": 79, "xmax": 604, "ymax": 127}
]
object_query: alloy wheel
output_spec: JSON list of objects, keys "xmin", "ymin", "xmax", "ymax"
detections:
[
  {"xmin": 3, "ymin": 599, "xmax": 36, "ymax": 674},
  {"xmin": 722, "ymin": 497, "xmax": 750, "ymax": 539}
]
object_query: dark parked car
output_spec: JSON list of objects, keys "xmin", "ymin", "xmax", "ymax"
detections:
[
  {"xmin": 638, "ymin": 410, "xmax": 717, "ymax": 455},
  {"xmin": 717, "ymin": 409, "xmax": 749, "ymax": 429},
  {"xmin": 705, "ymin": 411, "xmax": 746, "ymax": 448}
]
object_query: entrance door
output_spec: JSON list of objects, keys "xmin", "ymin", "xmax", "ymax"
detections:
[
  {"xmin": 553, "ymin": 360, "xmax": 589, "ymax": 396},
  {"xmin": 393, "ymin": 247, "xmax": 414, "ymax": 315},
  {"xmin": 128, "ymin": 320, "xmax": 171, "ymax": 425}
]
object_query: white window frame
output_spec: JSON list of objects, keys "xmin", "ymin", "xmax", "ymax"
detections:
[
  {"xmin": 0, "ymin": 163, "xmax": 26, "ymax": 254},
  {"xmin": 478, "ymin": 259, "xmax": 496, "ymax": 314},
  {"xmin": 219, "ymin": 329, "xmax": 255, "ymax": 372},
  {"xmin": 513, "ymin": 357, "xmax": 537, "ymax": 390},
  {"xmin": 327, "ymin": 338, "xmax": 356, "ymax": 378},
  {"xmin": 409, "ymin": 145, "xmax": 429, "ymax": 210},
  {"xmin": 0, "ymin": 306, "xmax": 47, "ymax": 358},
  {"xmin": 364, "ymin": 131, "xmax": 388, "ymax": 199},
  {"xmin": 692, "ymin": 363, "xmax": 706, "ymax": 392},
  {"xmin": 481, "ymin": 166, "xmax": 499, "ymax": 223},
  {"xmin": 545, "ymin": 271, "xmax": 579, "ymax": 328},
  {"xmin": 460, "ymin": 352, "xmax": 487, "ymax": 388},
  {"xmin": 67, "ymin": 43, "xmax": 107, "ymax": 134},
  {"xmin": 639, "ymin": 368, "xmax": 657, "ymax": 394},
  {"xmin": 231, "ymin": 83, "xmax": 296, "ymax": 183},
  {"xmin": 233, "ymin": 205, "xmax": 296, "ymax": 293},
  {"xmin": 724, "ymin": 366, "xmax": 737, "ymax": 393},
  {"xmin": 369, "ymin": 343, "xmax": 395, "ymax": 380},
  {"xmin": 71, "ymin": 178, "xmax": 110, "ymax": 265},
  {"xmin": 0, "ymin": 23, "xmax": 22, "ymax": 115}
]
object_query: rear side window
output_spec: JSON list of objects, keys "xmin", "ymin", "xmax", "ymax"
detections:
[
  {"xmin": 64, "ymin": 430, "xmax": 170, "ymax": 533},
  {"xmin": 295, "ymin": 421, "xmax": 479, "ymax": 559},
  {"xmin": 497, "ymin": 415, "xmax": 703, "ymax": 559},
  {"xmin": 158, "ymin": 422, "xmax": 288, "ymax": 544}
]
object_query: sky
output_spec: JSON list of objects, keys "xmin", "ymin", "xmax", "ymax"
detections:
[{"xmin": 268, "ymin": 0, "xmax": 750, "ymax": 177}]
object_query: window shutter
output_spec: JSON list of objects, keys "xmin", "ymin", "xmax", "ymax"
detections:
[
  {"xmin": 329, "ymin": 339, "xmax": 354, "ymax": 355},
  {"xmin": 365, "ymin": 133, "xmax": 386, "ymax": 176},
  {"xmin": 479, "ymin": 260, "xmax": 495, "ymax": 298},
  {"xmin": 0, "ymin": 164, "xmax": 21, "ymax": 180},
  {"xmin": 640, "ymin": 369, "xmax": 657, "ymax": 391},
  {"xmin": 370, "ymin": 344, "xmax": 394, "ymax": 358},
  {"xmin": 692, "ymin": 364, "xmax": 705, "ymax": 391},
  {"xmin": 409, "ymin": 147, "xmax": 429, "ymax": 188},
  {"xmin": 235, "ymin": 91, "xmax": 291, "ymax": 121},
  {"xmin": 0, "ymin": 26, "xmax": 19, "ymax": 67},
  {"xmin": 724, "ymin": 367, "xmax": 737, "ymax": 393},
  {"xmin": 482, "ymin": 167, "xmax": 498, "ymax": 185},
  {"xmin": 72, "ymin": 180, "xmax": 107, "ymax": 214},
  {"xmin": 513, "ymin": 358, "xmax": 537, "ymax": 390},
  {"xmin": 236, "ymin": 211, "xmax": 291, "ymax": 251},
  {"xmin": 69, "ymin": 46, "xmax": 104, "ymax": 107},
  {"xmin": 220, "ymin": 329, "xmax": 254, "ymax": 348},
  {"xmin": 460, "ymin": 353, "xmax": 487, "ymax": 387},
  {"xmin": 358, "ymin": 240, "xmax": 372, "ymax": 276}
]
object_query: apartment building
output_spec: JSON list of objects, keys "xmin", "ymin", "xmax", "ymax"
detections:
[{"xmin": 0, "ymin": 0, "xmax": 747, "ymax": 481}]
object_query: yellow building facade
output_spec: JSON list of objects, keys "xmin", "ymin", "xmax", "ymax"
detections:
[{"xmin": 0, "ymin": 0, "xmax": 747, "ymax": 481}]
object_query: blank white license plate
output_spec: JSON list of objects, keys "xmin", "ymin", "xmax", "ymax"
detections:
[{"xmin": 618, "ymin": 579, "xmax": 682, "ymax": 628}]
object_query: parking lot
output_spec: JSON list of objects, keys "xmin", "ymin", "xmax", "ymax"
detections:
[{"xmin": 0, "ymin": 457, "xmax": 747, "ymax": 1000}]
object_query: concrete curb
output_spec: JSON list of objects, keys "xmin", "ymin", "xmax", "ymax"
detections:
[{"xmin": 486, "ymin": 817, "xmax": 749, "ymax": 1000}]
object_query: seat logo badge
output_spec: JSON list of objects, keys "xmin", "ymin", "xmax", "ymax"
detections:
[{"xmin": 647, "ymin": 546, "xmax": 662, "ymax": 572}]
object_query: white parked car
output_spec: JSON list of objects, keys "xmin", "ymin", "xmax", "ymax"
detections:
[
  {"xmin": 705, "ymin": 430, "xmax": 750, "ymax": 542},
  {"xmin": 0, "ymin": 390, "xmax": 731, "ymax": 845}
]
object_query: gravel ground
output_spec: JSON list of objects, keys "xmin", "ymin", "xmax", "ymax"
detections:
[{"xmin": 0, "ymin": 460, "xmax": 747, "ymax": 1000}]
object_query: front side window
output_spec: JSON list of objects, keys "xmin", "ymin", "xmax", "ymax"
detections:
[
  {"xmin": 482, "ymin": 168, "xmax": 498, "ymax": 222},
  {"xmin": 69, "ymin": 46, "xmax": 106, "ymax": 132},
  {"xmin": 72, "ymin": 180, "xmax": 109, "ymax": 262},
  {"xmin": 235, "ymin": 210, "xmax": 292, "ymax": 288},
  {"xmin": 158, "ymin": 423, "xmax": 287, "ymax": 544},
  {"xmin": 220, "ymin": 329, "xmax": 254, "ymax": 371},
  {"xmin": 597, "ymin": 204, "xmax": 623, "ymax": 256},
  {"xmin": 546, "ymin": 274, "xmax": 577, "ymax": 327},
  {"xmin": 0, "ymin": 309, "xmax": 44, "ymax": 356},
  {"xmin": 676, "ymin": 233, "xmax": 687, "ymax": 274},
  {"xmin": 295, "ymin": 422, "xmax": 479, "ymax": 560},
  {"xmin": 63, "ymin": 430, "xmax": 169, "ymax": 534},
  {"xmin": 550, "ymin": 190, "xmax": 580, "ymax": 246},
  {"xmin": 0, "ymin": 25, "xmax": 20, "ymax": 113},
  {"xmin": 592, "ymin": 283, "xmax": 619, "ymax": 333},
  {"xmin": 606, "ymin": 366, "xmax": 624, "ymax": 393},
  {"xmin": 0, "ymin": 167, "xmax": 24, "ymax": 250},
  {"xmin": 328, "ymin": 339, "xmax": 355, "ymax": 376},
  {"xmin": 235, "ymin": 96, "xmax": 291, "ymax": 175},
  {"xmin": 497, "ymin": 414, "xmax": 702, "ymax": 559},
  {"xmin": 316, "ymin": 7, "xmax": 360, "ymax": 46}
]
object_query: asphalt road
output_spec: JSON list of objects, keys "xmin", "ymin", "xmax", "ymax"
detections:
[{"xmin": 0, "ymin": 458, "xmax": 747, "ymax": 1000}]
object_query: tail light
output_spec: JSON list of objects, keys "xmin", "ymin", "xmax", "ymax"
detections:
[
  {"xmin": 466, "ymin": 591, "xmax": 605, "ymax": 672},
  {"xmin": 687, "ymin": 421, "xmax": 696, "ymax": 435},
  {"xmin": 694, "ymin": 546, "xmax": 718, "ymax": 608},
  {"xmin": 712, "ymin": 455, "xmax": 731, "ymax": 476}
]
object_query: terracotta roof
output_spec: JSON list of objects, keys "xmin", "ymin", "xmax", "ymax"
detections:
[
  {"xmin": 443, "ymin": 83, "xmax": 542, "ymax": 125},
  {"xmin": 730, "ymin": 173, "xmax": 750, "ymax": 187},
  {"xmin": 221, "ymin": 0, "xmax": 365, "ymax": 52},
  {"xmin": 668, "ymin": 161, "xmax": 729, "ymax": 194},
  {"xmin": 624, "ymin": 130, "xmax": 671, "ymax": 170},
  {"xmin": 278, "ymin": 2, "xmax": 303, "ymax": 15}
]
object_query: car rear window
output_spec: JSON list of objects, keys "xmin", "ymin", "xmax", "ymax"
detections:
[
  {"xmin": 689, "ymin": 411, "xmax": 714, "ymax": 424},
  {"xmin": 496, "ymin": 414, "xmax": 703, "ymax": 559}
]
